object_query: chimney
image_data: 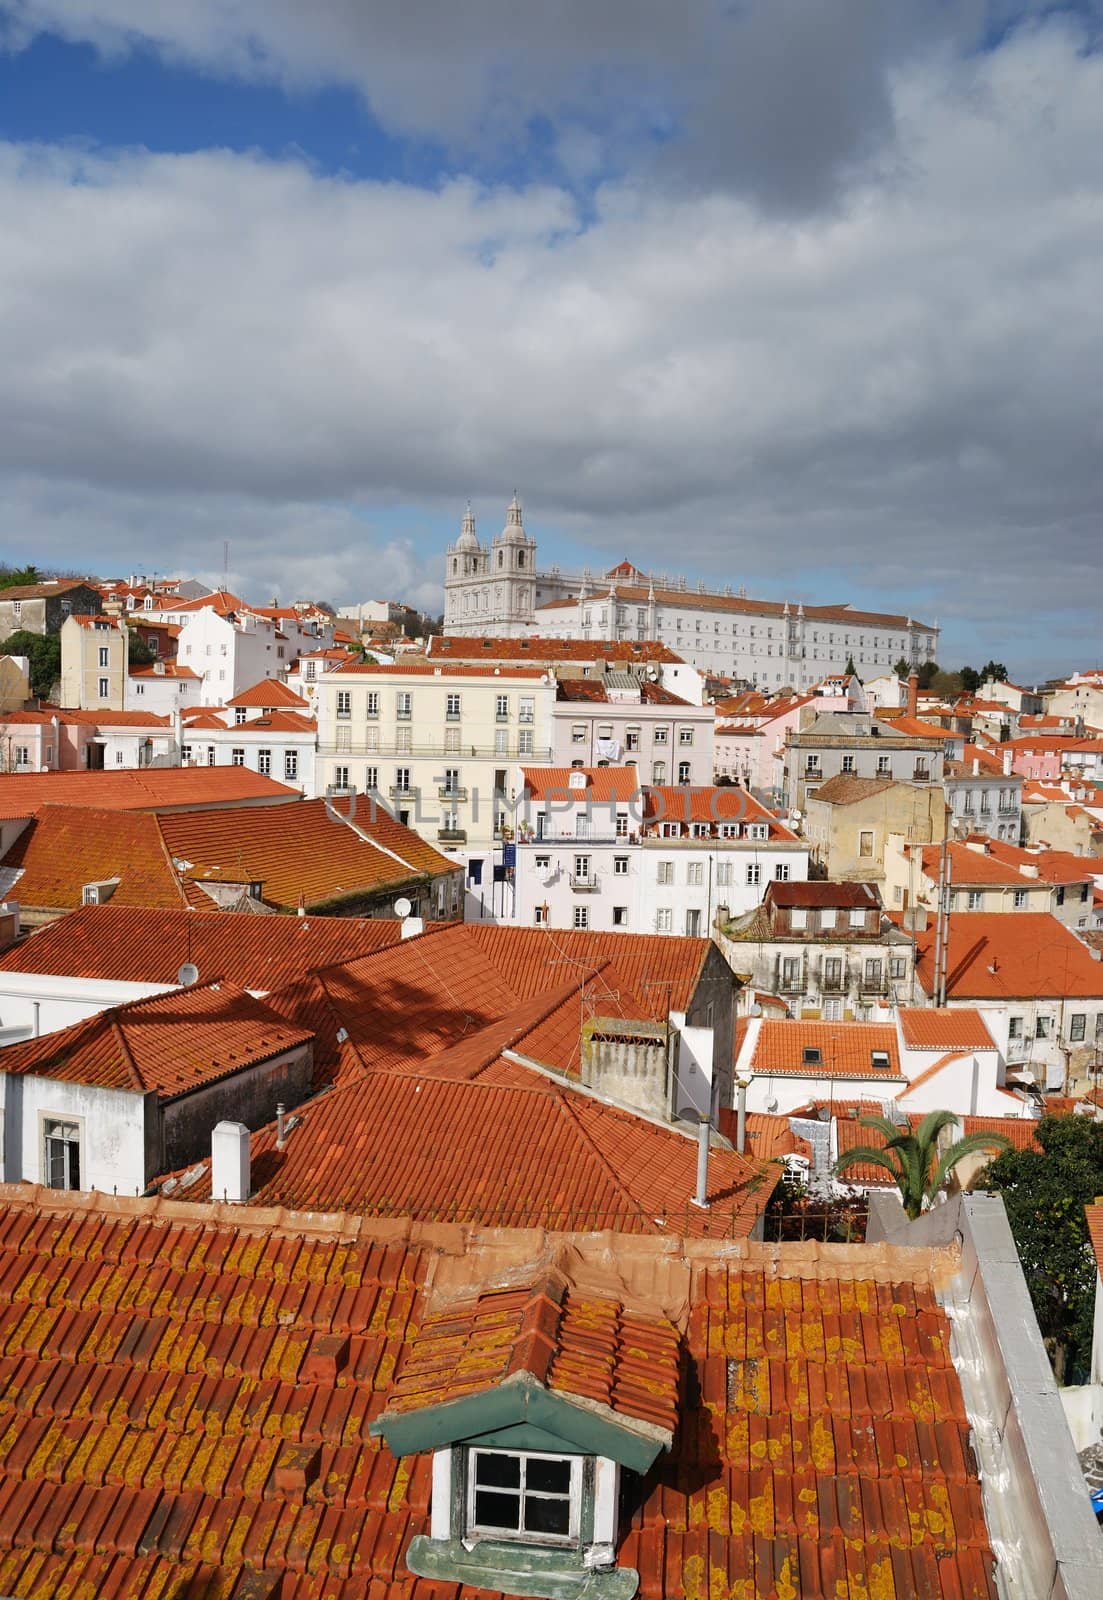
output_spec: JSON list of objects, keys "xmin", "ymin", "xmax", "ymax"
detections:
[
  {"xmin": 907, "ymin": 672, "xmax": 919, "ymax": 718},
  {"xmin": 1003, "ymin": 749, "xmax": 1013, "ymax": 776},
  {"xmin": 211, "ymin": 1121, "xmax": 250, "ymax": 1203},
  {"xmin": 276, "ymin": 1103, "xmax": 287, "ymax": 1146},
  {"xmin": 972, "ymin": 759, "xmax": 980, "ymax": 776},
  {"xmin": 735, "ymin": 1080, "xmax": 749, "ymax": 1155},
  {"xmin": 401, "ymin": 915, "xmax": 424, "ymax": 940},
  {"xmin": 692, "ymin": 1115, "xmax": 711, "ymax": 1208}
]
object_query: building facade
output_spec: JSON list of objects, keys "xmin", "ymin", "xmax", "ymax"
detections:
[
  {"xmin": 59, "ymin": 614, "xmax": 128, "ymax": 710},
  {"xmin": 442, "ymin": 507, "xmax": 940, "ymax": 685}
]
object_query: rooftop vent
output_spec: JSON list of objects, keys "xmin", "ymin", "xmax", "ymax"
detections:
[
  {"xmin": 871, "ymin": 1051, "xmax": 891, "ymax": 1071},
  {"xmin": 211, "ymin": 1121, "xmax": 250, "ymax": 1204},
  {"xmin": 802, "ymin": 1046, "xmax": 822, "ymax": 1066}
]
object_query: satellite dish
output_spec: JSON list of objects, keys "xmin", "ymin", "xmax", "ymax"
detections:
[
  {"xmin": 791, "ymin": 809, "xmax": 803, "ymax": 822},
  {"xmin": 177, "ymin": 963, "xmax": 199, "ymax": 987},
  {"xmin": 393, "ymin": 896, "xmax": 413, "ymax": 919}
]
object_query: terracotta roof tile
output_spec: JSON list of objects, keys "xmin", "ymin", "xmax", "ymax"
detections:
[
  {"xmin": 897, "ymin": 1008, "xmax": 997, "ymax": 1050},
  {"xmin": 522, "ymin": 766, "xmax": 641, "ymax": 802},
  {"xmin": 385, "ymin": 1274, "xmax": 681, "ymax": 1436},
  {"xmin": 159, "ymin": 797, "xmax": 456, "ymax": 912},
  {"xmin": 0, "ymin": 806, "xmax": 192, "ymax": 911},
  {"xmin": 426, "ymin": 635, "xmax": 682, "ymax": 664},
  {"xmin": 0, "ymin": 1188, "xmax": 998, "ymax": 1598},
  {"xmin": 0, "ymin": 905, "xmax": 403, "ymax": 988},
  {"xmin": 911, "ymin": 913, "xmax": 1103, "ymax": 999},
  {"xmin": 0, "ymin": 767, "xmax": 298, "ymax": 816},
  {"xmin": 225, "ymin": 679, "xmax": 310, "ymax": 708},
  {"xmin": 158, "ymin": 1062, "xmax": 775, "ymax": 1236},
  {"xmin": 0, "ymin": 980, "xmax": 312, "ymax": 1096},
  {"xmin": 806, "ymin": 774, "xmax": 901, "ymax": 805},
  {"xmin": 750, "ymin": 1022, "xmax": 903, "ymax": 1079}
]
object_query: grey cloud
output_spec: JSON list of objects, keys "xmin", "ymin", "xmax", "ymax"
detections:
[
  {"xmin": 0, "ymin": 0, "xmax": 1043, "ymax": 207},
  {"xmin": 0, "ymin": 21, "xmax": 1101, "ymax": 678}
]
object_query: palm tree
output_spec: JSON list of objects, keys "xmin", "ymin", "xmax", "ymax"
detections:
[{"xmin": 834, "ymin": 1110, "xmax": 1012, "ymax": 1220}]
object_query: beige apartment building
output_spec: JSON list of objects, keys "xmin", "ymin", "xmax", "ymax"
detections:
[
  {"xmin": 314, "ymin": 662, "xmax": 557, "ymax": 866},
  {"xmin": 59, "ymin": 614, "xmax": 127, "ymax": 710},
  {"xmin": 803, "ymin": 775, "xmax": 947, "ymax": 889}
]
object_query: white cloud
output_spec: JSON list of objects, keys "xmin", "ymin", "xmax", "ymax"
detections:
[{"xmin": 0, "ymin": 17, "xmax": 1100, "ymax": 672}]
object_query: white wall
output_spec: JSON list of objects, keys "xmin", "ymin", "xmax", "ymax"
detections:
[
  {"xmin": 0, "ymin": 973, "xmax": 171, "ymax": 1041},
  {"xmin": 0, "ymin": 1071, "xmax": 150, "ymax": 1194}
]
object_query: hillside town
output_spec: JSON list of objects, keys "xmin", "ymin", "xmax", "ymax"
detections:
[{"xmin": 0, "ymin": 530, "xmax": 1100, "ymax": 1597}]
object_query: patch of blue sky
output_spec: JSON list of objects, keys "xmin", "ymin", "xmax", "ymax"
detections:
[{"xmin": 0, "ymin": 33, "xmax": 447, "ymax": 183}]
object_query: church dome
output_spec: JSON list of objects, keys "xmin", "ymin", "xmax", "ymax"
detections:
[
  {"xmin": 496, "ymin": 493, "xmax": 528, "ymax": 546},
  {"xmin": 455, "ymin": 504, "xmax": 480, "ymax": 552}
]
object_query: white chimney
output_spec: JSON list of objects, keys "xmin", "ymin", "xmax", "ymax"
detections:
[
  {"xmin": 401, "ymin": 915, "xmax": 425, "ymax": 940},
  {"xmin": 692, "ymin": 1115, "xmax": 711, "ymax": 1209},
  {"xmin": 211, "ymin": 1121, "xmax": 250, "ymax": 1203},
  {"xmin": 1002, "ymin": 749, "xmax": 1013, "ymax": 776}
]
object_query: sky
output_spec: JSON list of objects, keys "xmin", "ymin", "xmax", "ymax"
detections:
[{"xmin": 0, "ymin": 2, "xmax": 1101, "ymax": 681}]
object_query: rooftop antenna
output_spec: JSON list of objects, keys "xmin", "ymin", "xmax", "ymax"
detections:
[{"xmin": 223, "ymin": 540, "xmax": 230, "ymax": 592}]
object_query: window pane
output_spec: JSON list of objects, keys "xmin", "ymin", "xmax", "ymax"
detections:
[
  {"xmin": 524, "ymin": 1497, "xmax": 571, "ymax": 1536},
  {"xmin": 476, "ymin": 1454, "xmax": 521, "ymax": 1489},
  {"xmin": 527, "ymin": 1458, "xmax": 571, "ymax": 1494},
  {"xmin": 475, "ymin": 1490, "xmax": 521, "ymax": 1530}
]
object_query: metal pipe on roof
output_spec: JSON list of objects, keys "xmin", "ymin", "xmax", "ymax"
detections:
[
  {"xmin": 693, "ymin": 1114, "xmax": 711, "ymax": 1209},
  {"xmin": 735, "ymin": 1079, "xmax": 749, "ymax": 1155}
]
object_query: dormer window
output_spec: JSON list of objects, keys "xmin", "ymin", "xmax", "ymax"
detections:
[
  {"xmin": 468, "ymin": 1449, "xmax": 580, "ymax": 1545},
  {"xmin": 373, "ymin": 1272, "xmax": 677, "ymax": 1600}
]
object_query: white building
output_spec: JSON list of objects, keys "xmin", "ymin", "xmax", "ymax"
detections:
[
  {"xmin": 176, "ymin": 679, "xmax": 317, "ymax": 795},
  {"xmin": 125, "ymin": 659, "xmax": 203, "ymax": 716},
  {"xmin": 158, "ymin": 593, "xmax": 335, "ymax": 705},
  {"xmin": 442, "ymin": 509, "xmax": 939, "ymax": 686},
  {"xmin": 314, "ymin": 661, "xmax": 557, "ymax": 895},
  {"xmin": 734, "ymin": 1009, "xmax": 1031, "ymax": 1121},
  {"xmin": 553, "ymin": 674, "xmax": 714, "ymax": 785},
  {"xmin": 512, "ymin": 768, "xmax": 806, "ymax": 935}
]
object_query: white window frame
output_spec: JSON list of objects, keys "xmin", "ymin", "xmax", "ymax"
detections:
[{"xmin": 466, "ymin": 1448, "xmax": 582, "ymax": 1548}]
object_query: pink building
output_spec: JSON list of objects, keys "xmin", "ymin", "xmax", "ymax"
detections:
[{"xmin": 0, "ymin": 709, "xmax": 176, "ymax": 772}]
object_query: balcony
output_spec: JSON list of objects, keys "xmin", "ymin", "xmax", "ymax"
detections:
[
  {"xmin": 437, "ymin": 827, "xmax": 467, "ymax": 843},
  {"xmin": 438, "ymin": 786, "xmax": 468, "ymax": 802},
  {"xmin": 819, "ymin": 969, "xmax": 847, "ymax": 993},
  {"xmin": 569, "ymin": 875, "xmax": 600, "ymax": 893},
  {"xmin": 389, "ymin": 784, "xmax": 417, "ymax": 799},
  {"xmin": 912, "ymin": 767, "xmax": 930, "ymax": 781}
]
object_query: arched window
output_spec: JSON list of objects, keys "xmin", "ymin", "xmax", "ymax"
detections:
[
  {"xmin": 498, "ymin": 551, "xmax": 504, "ymax": 568},
  {"xmin": 452, "ymin": 559, "xmax": 458, "ymax": 574},
  {"xmin": 518, "ymin": 550, "xmax": 525, "ymax": 568}
]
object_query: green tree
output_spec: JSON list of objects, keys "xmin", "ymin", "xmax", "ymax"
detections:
[
  {"xmin": 0, "ymin": 565, "xmax": 40, "ymax": 590},
  {"xmin": 835, "ymin": 1110, "xmax": 1011, "ymax": 1221},
  {"xmin": 0, "ymin": 628, "xmax": 61, "ymax": 699},
  {"xmin": 915, "ymin": 660, "xmax": 940, "ymax": 690},
  {"xmin": 977, "ymin": 1115, "xmax": 1103, "ymax": 1384},
  {"xmin": 844, "ymin": 654, "xmax": 857, "ymax": 677},
  {"xmin": 960, "ymin": 665, "xmax": 980, "ymax": 693},
  {"xmin": 979, "ymin": 659, "xmax": 1009, "ymax": 685},
  {"xmin": 893, "ymin": 657, "xmax": 911, "ymax": 679},
  {"xmin": 127, "ymin": 628, "xmax": 156, "ymax": 667}
]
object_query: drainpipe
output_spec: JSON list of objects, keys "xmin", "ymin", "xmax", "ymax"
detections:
[
  {"xmin": 692, "ymin": 1114, "xmax": 711, "ymax": 1208},
  {"xmin": 735, "ymin": 1078, "xmax": 749, "ymax": 1155}
]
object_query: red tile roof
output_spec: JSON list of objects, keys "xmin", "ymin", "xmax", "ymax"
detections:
[
  {"xmin": 159, "ymin": 797, "xmax": 456, "ymax": 912},
  {"xmin": 643, "ymin": 786, "xmax": 797, "ymax": 837},
  {"xmin": 805, "ymin": 774, "xmax": 901, "ymax": 805},
  {"xmin": 384, "ymin": 1274, "xmax": 680, "ymax": 1436},
  {"xmin": 0, "ymin": 1187, "xmax": 997, "ymax": 1600},
  {"xmin": 226, "ymin": 678, "xmax": 310, "ymax": 708},
  {"xmin": 911, "ymin": 913, "xmax": 1103, "ymax": 999},
  {"xmin": 426, "ymin": 635, "xmax": 682, "ymax": 664},
  {"xmin": 161, "ymin": 1060, "xmax": 775, "ymax": 1236},
  {"xmin": 749, "ymin": 1021, "xmax": 903, "ymax": 1078},
  {"xmin": 767, "ymin": 880, "xmax": 881, "ymax": 909},
  {"xmin": 0, "ymin": 767, "xmax": 299, "ymax": 817},
  {"xmin": 0, "ymin": 905, "xmax": 404, "ymax": 988},
  {"xmin": 335, "ymin": 659, "xmax": 548, "ymax": 679},
  {"xmin": 521, "ymin": 766, "xmax": 641, "ymax": 802},
  {"xmin": 897, "ymin": 1008, "xmax": 997, "ymax": 1050},
  {"xmin": 0, "ymin": 806, "xmax": 197, "ymax": 911},
  {"xmin": 0, "ymin": 980, "xmax": 311, "ymax": 1096}
]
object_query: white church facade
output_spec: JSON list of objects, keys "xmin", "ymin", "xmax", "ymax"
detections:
[{"xmin": 443, "ymin": 500, "xmax": 939, "ymax": 688}]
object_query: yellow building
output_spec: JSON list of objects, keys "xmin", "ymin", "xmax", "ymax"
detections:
[
  {"xmin": 59, "ymin": 614, "xmax": 127, "ymax": 710},
  {"xmin": 315, "ymin": 662, "xmax": 557, "ymax": 863},
  {"xmin": 803, "ymin": 775, "xmax": 947, "ymax": 889}
]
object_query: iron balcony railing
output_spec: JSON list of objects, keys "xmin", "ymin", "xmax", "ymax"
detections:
[{"xmin": 320, "ymin": 740, "xmax": 553, "ymax": 761}]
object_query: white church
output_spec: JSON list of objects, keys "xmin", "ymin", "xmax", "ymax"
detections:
[{"xmin": 442, "ymin": 499, "xmax": 939, "ymax": 688}]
